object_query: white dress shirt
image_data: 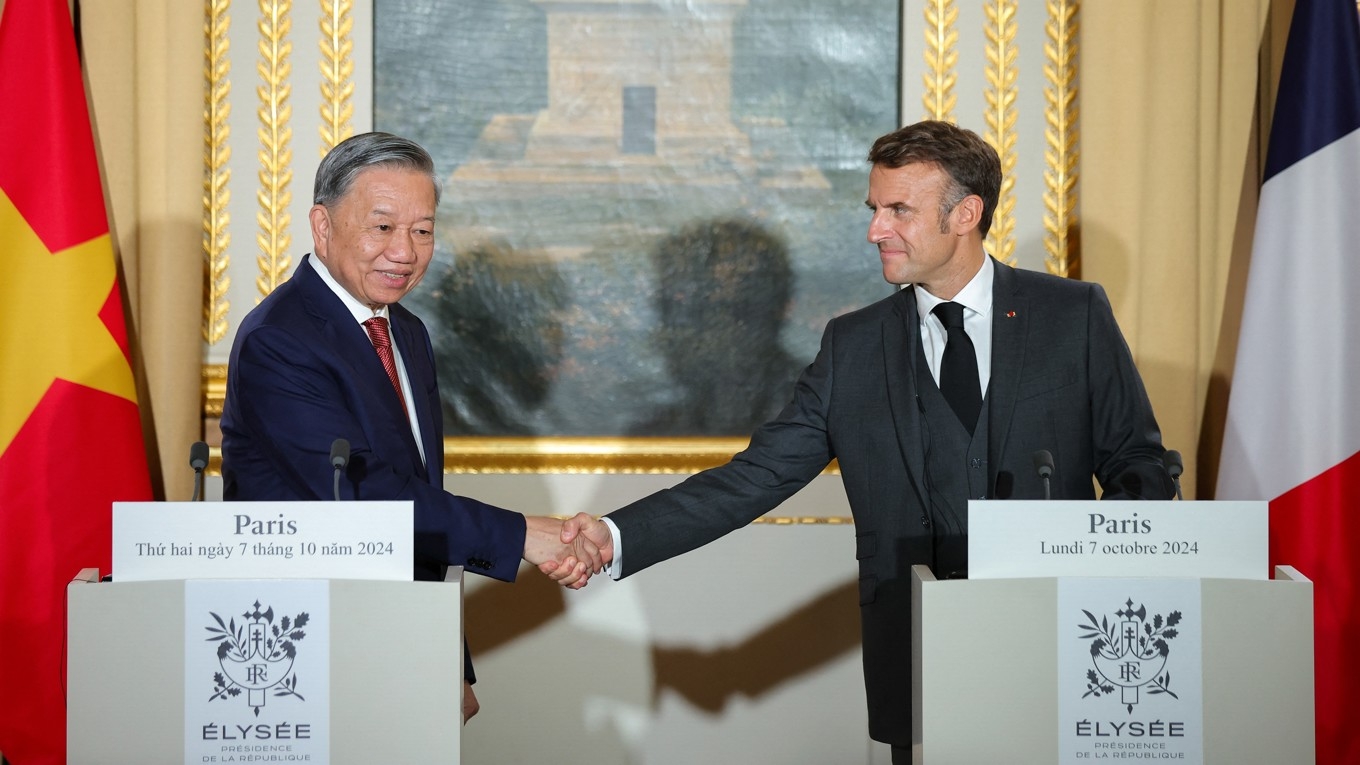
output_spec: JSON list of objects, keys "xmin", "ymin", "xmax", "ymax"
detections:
[
  {"xmin": 912, "ymin": 256, "xmax": 993, "ymax": 395},
  {"xmin": 309, "ymin": 255, "xmax": 426, "ymax": 466}
]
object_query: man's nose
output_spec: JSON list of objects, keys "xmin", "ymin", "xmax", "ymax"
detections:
[
  {"xmin": 867, "ymin": 213, "xmax": 889, "ymax": 243},
  {"xmin": 388, "ymin": 229, "xmax": 417, "ymax": 261}
]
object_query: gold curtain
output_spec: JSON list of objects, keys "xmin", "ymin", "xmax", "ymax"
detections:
[
  {"xmin": 80, "ymin": 0, "xmax": 204, "ymax": 502},
  {"xmin": 1081, "ymin": 0, "xmax": 1287, "ymax": 498},
  {"xmin": 71, "ymin": 0, "xmax": 1298, "ymax": 500}
]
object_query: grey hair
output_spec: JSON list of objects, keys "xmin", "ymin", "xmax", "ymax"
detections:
[{"xmin": 312, "ymin": 132, "xmax": 442, "ymax": 207}]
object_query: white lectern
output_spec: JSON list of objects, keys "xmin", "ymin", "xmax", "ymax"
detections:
[
  {"xmin": 67, "ymin": 501, "xmax": 463, "ymax": 765},
  {"xmin": 67, "ymin": 570, "xmax": 464, "ymax": 764},
  {"xmin": 910, "ymin": 500, "xmax": 1314, "ymax": 765}
]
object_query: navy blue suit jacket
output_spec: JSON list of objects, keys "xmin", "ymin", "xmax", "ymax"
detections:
[{"xmin": 221, "ymin": 255, "xmax": 527, "ymax": 585}]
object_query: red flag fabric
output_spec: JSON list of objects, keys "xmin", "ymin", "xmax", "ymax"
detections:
[
  {"xmin": 1216, "ymin": 1, "xmax": 1360, "ymax": 763},
  {"xmin": 0, "ymin": 0, "xmax": 154, "ymax": 762}
]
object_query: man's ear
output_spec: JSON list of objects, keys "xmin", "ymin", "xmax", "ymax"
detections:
[
  {"xmin": 950, "ymin": 194, "xmax": 984, "ymax": 236},
  {"xmin": 309, "ymin": 204, "xmax": 330, "ymax": 258}
]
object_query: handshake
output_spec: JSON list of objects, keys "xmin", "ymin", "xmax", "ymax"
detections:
[{"xmin": 522, "ymin": 513, "xmax": 616, "ymax": 589}]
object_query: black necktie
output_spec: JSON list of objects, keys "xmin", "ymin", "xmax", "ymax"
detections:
[{"xmin": 932, "ymin": 301, "xmax": 982, "ymax": 434}]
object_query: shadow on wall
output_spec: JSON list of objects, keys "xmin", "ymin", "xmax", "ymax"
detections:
[
  {"xmin": 464, "ymin": 574, "xmax": 860, "ymax": 713},
  {"xmin": 635, "ymin": 217, "xmax": 803, "ymax": 436},
  {"xmin": 420, "ymin": 217, "xmax": 807, "ymax": 437},
  {"xmin": 420, "ymin": 244, "xmax": 568, "ymax": 435},
  {"xmin": 647, "ymin": 578, "xmax": 860, "ymax": 712}
]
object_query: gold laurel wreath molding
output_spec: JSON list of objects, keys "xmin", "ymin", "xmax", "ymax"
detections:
[
  {"xmin": 203, "ymin": 0, "xmax": 233, "ymax": 344},
  {"xmin": 921, "ymin": 0, "xmax": 958, "ymax": 122},
  {"xmin": 1042, "ymin": 0, "xmax": 1079, "ymax": 278},
  {"xmin": 983, "ymin": 0, "xmax": 1019, "ymax": 266},
  {"xmin": 255, "ymin": 0, "xmax": 294, "ymax": 299},
  {"xmin": 319, "ymin": 0, "xmax": 355, "ymax": 155}
]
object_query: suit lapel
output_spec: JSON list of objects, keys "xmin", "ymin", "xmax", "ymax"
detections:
[
  {"xmin": 295, "ymin": 257, "xmax": 375, "ymax": 364},
  {"xmin": 883, "ymin": 289, "xmax": 929, "ymax": 502},
  {"xmin": 388, "ymin": 308, "xmax": 436, "ymax": 482},
  {"xmin": 987, "ymin": 259, "xmax": 1029, "ymax": 488},
  {"xmin": 294, "ymin": 257, "xmax": 427, "ymax": 478}
]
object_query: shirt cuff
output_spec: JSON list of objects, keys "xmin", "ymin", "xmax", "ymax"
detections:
[{"xmin": 601, "ymin": 516, "xmax": 623, "ymax": 580}]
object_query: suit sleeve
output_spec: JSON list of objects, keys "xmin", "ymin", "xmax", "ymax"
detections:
[
  {"xmin": 225, "ymin": 323, "xmax": 527, "ymax": 582},
  {"xmin": 1085, "ymin": 284, "xmax": 1175, "ymax": 500},
  {"xmin": 606, "ymin": 321, "xmax": 837, "ymax": 576}
]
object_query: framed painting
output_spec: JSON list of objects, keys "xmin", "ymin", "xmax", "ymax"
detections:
[{"xmin": 374, "ymin": 0, "xmax": 900, "ymax": 469}]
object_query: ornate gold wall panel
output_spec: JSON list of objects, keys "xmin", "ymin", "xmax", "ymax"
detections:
[
  {"xmin": 255, "ymin": 0, "xmax": 294, "ymax": 298},
  {"xmin": 921, "ymin": 0, "xmax": 959, "ymax": 122},
  {"xmin": 1042, "ymin": 0, "xmax": 1079, "ymax": 278},
  {"xmin": 203, "ymin": 0, "xmax": 232, "ymax": 345},
  {"xmin": 982, "ymin": 0, "xmax": 1019, "ymax": 266},
  {"xmin": 318, "ymin": 0, "xmax": 355, "ymax": 155},
  {"xmin": 914, "ymin": 0, "xmax": 1079, "ymax": 277}
]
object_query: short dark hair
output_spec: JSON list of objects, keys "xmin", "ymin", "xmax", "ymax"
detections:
[
  {"xmin": 867, "ymin": 121, "xmax": 1001, "ymax": 237},
  {"xmin": 313, "ymin": 131, "xmax": 442, "ymax": 207}
]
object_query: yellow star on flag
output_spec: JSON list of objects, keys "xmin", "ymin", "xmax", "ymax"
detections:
[{"xmin": 0, "ymin": 189, "xmax": 138, "ymax": 455}]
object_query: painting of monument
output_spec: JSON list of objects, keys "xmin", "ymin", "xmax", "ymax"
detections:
[{"xmin": 376, "ymin": 0, "xmax": 898, "ymax": 436}]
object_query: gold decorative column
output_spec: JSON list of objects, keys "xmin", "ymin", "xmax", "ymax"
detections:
[
  {"xmin": 319, "ymin": 0, "xmax": 355, "ymax": 155},
  {"xmin": 255, "ymin": 0, "xmax": 294, "ymax": 298},
  {"xmin": 921, "ymin": 0, "xmax": 958, "ymax": 122},
  {"xmin": 983, "ymin": 0, "xmax": 1018, "ymax": 266},
  {"xmin": 204, "ymin": 0, "xmax": 232, "ymax": 344},
  {"xmin": 1042, "ymin": 0, "xmax": 1079, "ymax": 278}
]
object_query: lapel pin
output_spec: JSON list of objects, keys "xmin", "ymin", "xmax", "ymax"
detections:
[{"xmin": 1006, "ymin": 310, "xmax": 1017, "ymax": 318}]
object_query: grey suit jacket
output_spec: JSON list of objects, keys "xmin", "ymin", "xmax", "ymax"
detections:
[{"xmin": 606, "ymin": 258, "xmax": 1172, "ymax": 746}]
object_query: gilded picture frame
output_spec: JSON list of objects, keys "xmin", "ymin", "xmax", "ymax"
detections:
[{"xmin": 205, "ymin": 0, "xmax": 899, "ymax": 474}]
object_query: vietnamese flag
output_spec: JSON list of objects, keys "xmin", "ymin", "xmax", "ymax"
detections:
[
  {"xmin": 1216, "ymin": 0, "xmax": 1360, "ymax": 763},
  {"xmin": 0, "ymin": 0, "xmax": 154, "ymax": 762}
]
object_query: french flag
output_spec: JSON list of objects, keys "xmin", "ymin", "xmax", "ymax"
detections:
[{"xmin": 1216, "ymin": 0, "xmax": 1360, "ymax": 763}]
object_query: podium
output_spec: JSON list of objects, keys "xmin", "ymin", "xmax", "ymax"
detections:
[
  {"xmin": 67, "ymin": 501, "xmax": 463, "ymax": 765},
  {"xmin": 909, "ymin": 501, "xmax": 1315, "ymax": 765}
]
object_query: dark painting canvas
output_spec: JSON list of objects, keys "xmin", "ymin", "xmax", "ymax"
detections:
[{"xmin": 376, "ymin": 0, "xmax": 899, "ymax": 437}]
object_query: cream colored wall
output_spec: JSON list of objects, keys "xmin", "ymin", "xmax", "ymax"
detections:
[{"xmin": 85, "ymin": 0, "xmax": 1287, "ymax": 761}]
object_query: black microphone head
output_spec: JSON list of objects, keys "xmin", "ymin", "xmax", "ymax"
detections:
[
  {"xmin": 189, "ymin": 441, "xmax": 209, "ymax": 471},
  {"xmin": 993, "ymin": 471, "xmax": 1015, "ymax": 499},
  {"xmin": 1163, "ymin": 450, "xmax": 1184, "ymax": 478},
  {"xmin": 330, "ymin": 438, "xmax": 350, "ymax": 469},
  {"xmin": 1032, "ymin": 449, "xmax": 1055, "ymax": 478}
]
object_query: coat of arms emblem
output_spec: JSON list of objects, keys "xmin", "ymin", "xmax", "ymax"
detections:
[
  {"xmin": 205, "ymin": 600, "xmax": 308, "ymax": 715},
  {"xmin": 1079, "ymin": 598, "xmax": 1180, "ymax": 713}
]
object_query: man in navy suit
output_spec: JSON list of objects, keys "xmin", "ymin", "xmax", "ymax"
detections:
[
  {"xmin": 221, "ymin": 132, "xmax": 601, "ymax": 721},
  {"xmin": 554, "ymin": 121, "xmax": 1174, "ymax": 762}
]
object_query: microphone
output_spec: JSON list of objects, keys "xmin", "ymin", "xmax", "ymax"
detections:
[
  {"xmin": 993, "ymin": 471, "xmax": 1014, "ymax": 500},
  {"xmin": 189, "ymin": 441, "xmax": 209, "ymax": 502},
  {"xmin": 1032, "ymin": 449, "xmax": 1054, "ymax": 501},
  {"xmin": 330, "ymin": 438, "xmax": 350, "ymax": 501},
  {"xmin": 1163, "ymin": 450, "xmax": 1184, "ymax": 501}
]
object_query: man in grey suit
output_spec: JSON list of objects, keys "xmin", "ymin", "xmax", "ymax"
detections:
[{"xmin": 549, "ymin": 121, "xmax": 1173, "ymax": 762}]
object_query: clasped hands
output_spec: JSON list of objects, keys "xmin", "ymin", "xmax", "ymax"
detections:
[{"xmin": 522, "ymin": 513, "xmax": 615, "ymax": 589}]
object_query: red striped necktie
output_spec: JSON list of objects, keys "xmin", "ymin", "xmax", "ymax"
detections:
[{"xmin": 362, "ymin": 316, "xmax": 408, "ymax": 417}]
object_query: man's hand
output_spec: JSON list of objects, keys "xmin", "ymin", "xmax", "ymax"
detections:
[
  {"xmin": 536, "ymin": 512, "xmax": 615, "ymax": 585},
  {"xmin": 463, "ymin": 680, "xmax": 479, "ymax": 724},
  {"xmin": 563, "ymin": 512, "xmax": 614, "ymax": 564},
  {"xmin": 523, "ymin": 515, "xmax": 602, "ymax": 589}
]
